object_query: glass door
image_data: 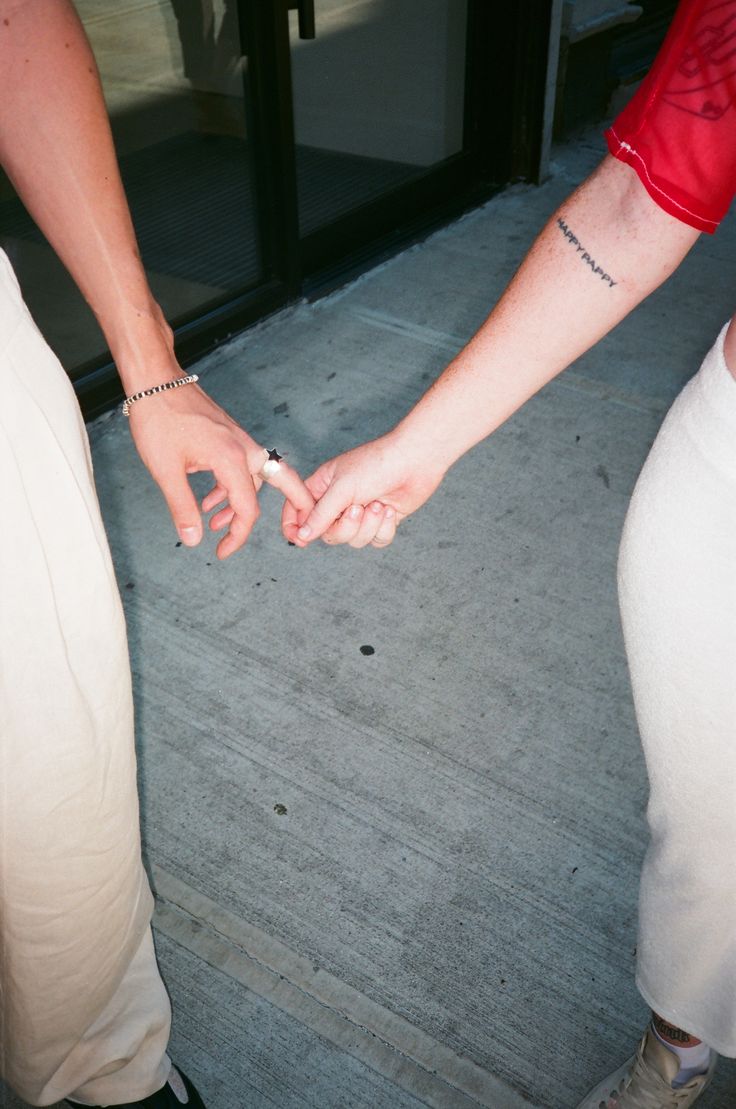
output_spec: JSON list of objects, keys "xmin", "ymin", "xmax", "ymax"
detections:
[
  {"xmin": 289, "ymin": 0, "xmax": 467, "ymax": 231},
  {"xmin": 287, "ymin": 0, "xmax": 479, "ymax": 276},
  {"xmin": 0, "ymin": 1, "xmax": 553, "ymax": 413},
  {"xmin": 0, "ymin": 0, "xmax": 270, "ymax": 405}
]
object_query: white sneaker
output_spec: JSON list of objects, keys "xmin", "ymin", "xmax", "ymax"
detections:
[{"xmin": 576, "ymin": 1029, "xmax": 716, "ymax": 1107}]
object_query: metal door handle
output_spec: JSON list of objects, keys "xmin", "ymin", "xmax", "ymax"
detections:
[{"xmin": 287, "ymin": 0, "xmax": 316, "ymax": 39}]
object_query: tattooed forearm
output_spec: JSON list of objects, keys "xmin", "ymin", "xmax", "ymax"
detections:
[{"xmin": 556, "ymin": 218, "xmax": 617, "ymax": 287}]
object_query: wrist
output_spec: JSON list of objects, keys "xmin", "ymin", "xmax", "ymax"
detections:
[
  {"xmin": 122, "ymin": 373, "xmax": 200, "ymax": 417},
  {"xmin": 107, "ymin": 304, "xmax": 180, "ymax": 393},
  {"xmin": 390, "ymin": 410, "xmax": 462, "ymax": 477}
]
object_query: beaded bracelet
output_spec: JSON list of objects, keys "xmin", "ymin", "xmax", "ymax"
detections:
[{"xmin": 122, "ymin": 373, "xmax": 199, "ymax": 417}]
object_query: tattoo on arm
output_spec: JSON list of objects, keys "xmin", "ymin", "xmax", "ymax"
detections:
[{"xmin": 556, "ymin": 217, "xmax": 617, "ymax": 287}]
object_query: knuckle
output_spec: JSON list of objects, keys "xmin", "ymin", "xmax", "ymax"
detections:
[
  {"xmin": 219, "ymin": 442, "xmax": 247, "ymax": 469},
  {"xmin": 372, "ymin": 534, "xmax": 393, "ymax": 548}
]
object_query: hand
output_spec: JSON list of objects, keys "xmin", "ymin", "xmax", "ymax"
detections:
[
  {"xmin": 281, "ymin": 432, "xmax": 447, "ymax": 549},
  {"xmin": 129, "ymin": 381, "xmax": 313, "ymax": 559}
]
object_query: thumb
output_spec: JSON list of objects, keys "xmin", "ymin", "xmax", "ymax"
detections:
[
  {"xmin": 158, "ymin": 470, "xmax": 203, "ymax": 546},
  {"xmin": 296, "ymin": 480, "xmax": 353, "ymax": 544}
]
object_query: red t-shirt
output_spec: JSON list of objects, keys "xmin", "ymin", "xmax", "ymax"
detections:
[{"xmin": 606, "ymin": 0, "xmax": 736, "ymax": 232}]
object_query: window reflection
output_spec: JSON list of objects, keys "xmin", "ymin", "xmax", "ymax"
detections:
[
  {"xmin": 290, "ymin": 0, "xmax": 467, "ymax": 234},
  {"xmin": 0, "ymin": 1, "xmax": 261, "ymax": 374}
]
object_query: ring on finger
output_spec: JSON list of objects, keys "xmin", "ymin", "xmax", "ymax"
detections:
[{"xmin": 259, "ymin": 448, "xmax": 283, "ymax": 480}]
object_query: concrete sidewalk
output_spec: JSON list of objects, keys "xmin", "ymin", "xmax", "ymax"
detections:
[{"xmin": 6, "ymin": 128, "xmax": 736, "ymax": 1108}]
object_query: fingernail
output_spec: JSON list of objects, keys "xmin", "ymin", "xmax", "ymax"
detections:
[
  {"xmin": 297, "ymin": 525, "xmax": 311, "ymax": 540},
  {"xmin": 385, "ymin": 506, "xmax": 394, "ymax": 519},
  {"xmin": 371, "ymin": 501, "xmax": 382, "ymax": 514},
  {"xmin": 179, "ymin": 526, "xmax": 200, "ymax": 546},
  {"xmin": 349, "ymin": 505, "xmax": 361, "ymax": 519}
]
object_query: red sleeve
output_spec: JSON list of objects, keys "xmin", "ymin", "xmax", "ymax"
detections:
[{"xmin": 605, "ymin": 0, "xmax": 736, "ymax": 233}]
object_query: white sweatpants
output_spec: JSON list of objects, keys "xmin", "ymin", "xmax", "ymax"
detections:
[
  {"xmin": 619, "ymin": 321, "xmax": 736, "ymax": 1056},
  {"xmin": 0, "ymin": 250, "xmax": 171, "ymax": 1105}
]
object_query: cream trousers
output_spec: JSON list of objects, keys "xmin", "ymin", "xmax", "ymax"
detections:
[
  {"xmin": 619, "ymin": 321, "xmax": 736, "ymax": 1056},
  {"xmin": 0, "ymin": 251, "xmax": 171, "ymax": 1105}
]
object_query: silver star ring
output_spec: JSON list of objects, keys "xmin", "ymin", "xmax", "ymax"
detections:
[{"xmin": 260, "ymin": 448, "xmax": 283, "ymax": 479}]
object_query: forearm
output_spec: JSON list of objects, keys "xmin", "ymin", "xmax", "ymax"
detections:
[
  {"xmin": 0, "ymin": 0, "xmax": 169, "ymax": 390},
  {"xmin": 394, "ymin": 155, "xmax": 700, "ymax": 468}
]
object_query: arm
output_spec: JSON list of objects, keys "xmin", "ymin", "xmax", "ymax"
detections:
[
  {"xmin": 0, "ymin": 0, "xmax": 310, "ymax": 557},
  {"xmin": 285, "ymin": 154, "xmax": 700, "ymax": 547}
]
